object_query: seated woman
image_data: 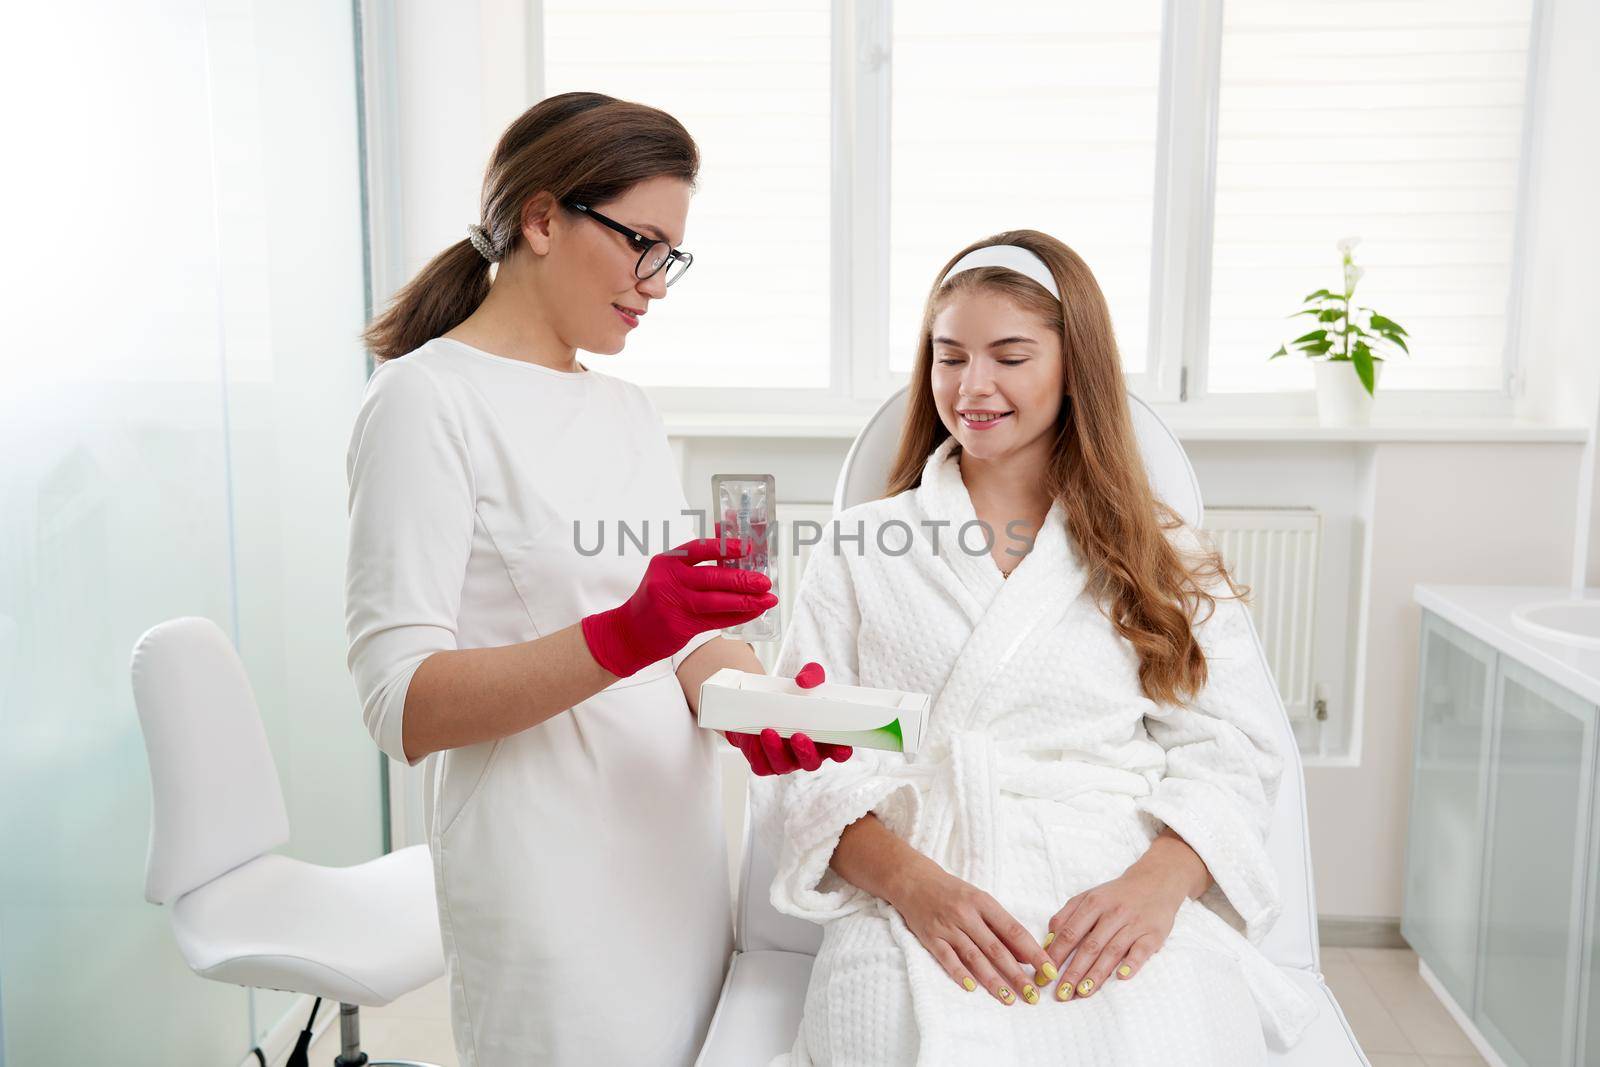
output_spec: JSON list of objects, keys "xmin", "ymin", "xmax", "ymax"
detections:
[{"xmin": 751, "ymin": 231, "xmax": 1318, "ymax": 1066}]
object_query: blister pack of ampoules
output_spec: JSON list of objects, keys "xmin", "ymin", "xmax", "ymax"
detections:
[{"xmin": 712, "ymin": 474, "xmax": 780, "ymax": 641}]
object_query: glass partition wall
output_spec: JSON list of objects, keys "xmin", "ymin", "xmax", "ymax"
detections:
[{"xmin": 0, "ymin": 2, "xmax": 382, "ymax": 1063}]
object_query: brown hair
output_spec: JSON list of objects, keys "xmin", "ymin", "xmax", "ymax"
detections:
[
  {"xmin": 883, "ymin": 229, "xmax": 1240, "ymax": 706},
  {"xmin": 363, "ymin": 92, "xmax": 699, "ymax": 363}
]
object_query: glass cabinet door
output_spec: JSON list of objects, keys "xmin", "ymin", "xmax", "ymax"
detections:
[
  {"xmin": 1402, "ymin": 611, "xmax": 1497, "ymax": 1009},
  {"xmin": 1580, "ymin": 716, "xmax": 1600, "ymax": 1067},
  {"xmin": 1475, "ymin": 657, "xmax": 1596, "ymax": 1067}
]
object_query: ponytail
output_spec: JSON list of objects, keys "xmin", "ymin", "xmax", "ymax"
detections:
[{"xmin": 363, "ymin": 240, "xmax": 491, "ymax": 364}]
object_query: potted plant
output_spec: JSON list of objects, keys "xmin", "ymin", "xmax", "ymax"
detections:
[{"xmin": 1271, "ymin": 237, "xmax": 1409, "ymax": 425}]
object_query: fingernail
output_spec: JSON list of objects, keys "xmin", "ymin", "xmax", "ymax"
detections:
[
  {"xmin": 1036, "ymin": 962, "xmax": 1058, "ymax": 983},
  {"xmin": 1076, "ymin": 978, "xmax": 1095, "ymax": 996},
  {"xmin": 1057, "ymin": 981, "xmax": 1074, "ymax": 1001},
  {"xmin": 962, "ymin": 977, "xmax": 976, "ymax": 992},
  {"xmin": 1117, "ymin": 964, "xmax": 1132, "ymax": 979},
  {"xmin": 997, "ymin": 987, "xmax": 1013, "ymax": 1003},
  {"xmin": 1021, "ymin": 984, "xmax": 1039, "ymax": 1004},
  {"xmin": 1043, "ymin": 931, "xmax": 1055, "ymax": 948}
]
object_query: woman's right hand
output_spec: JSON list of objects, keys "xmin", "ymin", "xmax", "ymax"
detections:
[
  {"xmin": 580, "ymin": 537, "xmax": 778, "ymax": 679},
  {"xmin": 726, "ymin": 663, "xmax": 853, "ymax": 775},
  {"xmin": 894, "ymin": 864, "xmax": 1054, "ymax": 1006}
]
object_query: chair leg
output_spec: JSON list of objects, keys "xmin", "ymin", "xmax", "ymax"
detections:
[
  {"xmin": 333, "ymin": 1003, "xmax": 368, "ymax": 1067},
  {"xmin": 332, "ymin": 1001, "xmax": 442, "ymax": 1067}
]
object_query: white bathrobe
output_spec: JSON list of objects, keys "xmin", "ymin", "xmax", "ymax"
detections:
[{"xmin": 752, "ymin": 437, "xmax": 1318, "ymax": 1066}]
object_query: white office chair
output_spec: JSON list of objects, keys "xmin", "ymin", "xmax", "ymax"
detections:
[
  {"xmin": 695, "ymin": 388, "xmax": 1371, "ymax": 1066},
  {"xmin": 130, "ymin": 617, "xmax": 445, "ymax": 1067}
]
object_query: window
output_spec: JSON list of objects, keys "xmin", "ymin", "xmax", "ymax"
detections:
[
  {"xmin": 542, "ymin": 0, "xmax": 833, "ymax": 389},
  {"xmin": 1206, "ymin": 0, "xmax": 1536, "ymax": 394},
  {"xmin": 528, "ymin": 0, "xmax": 1541, "ymax": 406},
  {"xmin": 888, "ymin": 1, "xmax": 1165, "ymax": 376}
]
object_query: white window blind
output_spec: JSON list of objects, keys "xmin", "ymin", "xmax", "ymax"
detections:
[
  {"xmin": 542, "ymin": 1, "xmax": 831, "ymax": 389},
  {"xmin": 1206, "ymin": 0, "xmax": 1535, "ymax": 394},
  {"xmin": 887, "ymin": 1, "xmax": 1165, "ymax": 376}
]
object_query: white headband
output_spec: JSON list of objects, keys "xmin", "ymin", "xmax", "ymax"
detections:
[{"xmin": 940, "ymin": 244, "xmax": 1060, "ymax": 302}]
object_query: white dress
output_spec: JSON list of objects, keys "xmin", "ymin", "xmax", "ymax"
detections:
[
  {"xmin": 752, "ymin": 437, "xmax": 1318, "ymax": 1066},
  {"xmin": 345, "ymin": 338, "xmax": 730, "ymax": 1066}
]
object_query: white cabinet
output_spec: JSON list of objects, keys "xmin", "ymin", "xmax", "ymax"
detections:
[{"xmin": 1404, "ymin": 609, "xmax": 1600, "ymax": 1067}]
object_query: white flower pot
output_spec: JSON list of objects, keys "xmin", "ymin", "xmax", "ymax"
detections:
[{"xmin": 1313, "ymin": 359, "xmax": 1383, "ymax": 425}]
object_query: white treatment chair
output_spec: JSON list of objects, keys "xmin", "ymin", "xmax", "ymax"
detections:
[
  {"xmin": 695, "ymin": 388, "xmax": 1370, "ymax": 1066},
  {"xmin": 130, "ymin": 617, "xmax": 445, "ymax": 1067}
]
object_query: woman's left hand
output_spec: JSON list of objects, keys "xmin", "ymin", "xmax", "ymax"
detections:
[{"xmin": 1041, "ymin": 830, "xmax": 1210, "ymax": 1002}]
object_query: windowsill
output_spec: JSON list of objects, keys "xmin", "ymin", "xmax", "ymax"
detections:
[
  {"xmin": 661, "ymin": 410, "xmax": 1589, "ymax": 444},
  {"xmin": 1152, "ymin": 414, "xmax": 1588, "ymax": 443}
]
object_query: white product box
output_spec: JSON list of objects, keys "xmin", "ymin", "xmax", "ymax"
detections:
[{"xmin": 696, "ymin": 668, "xmax": 932, "ymax": 754}]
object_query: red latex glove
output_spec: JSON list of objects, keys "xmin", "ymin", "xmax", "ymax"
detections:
[
  {"xmin": 726, "ymin": 662, "xmax": 854, "ymax": 775},
  {"xmin": 581, "ymin": 537, "xmax": 778, "ymax": 679}
]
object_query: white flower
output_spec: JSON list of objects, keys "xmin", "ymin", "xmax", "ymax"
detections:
[
  {"xmin": 1344, "ymin": 263, "xmax": 1366, "ymax": 289},
  {"xmin": 1337, "ymin": 236, "xmax": 1362, "ymax": 254}
]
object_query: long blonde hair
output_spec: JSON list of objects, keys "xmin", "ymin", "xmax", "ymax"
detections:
[{"xmin": 883, "ymin": 230, "xmax": 1240, "ymax": 706}]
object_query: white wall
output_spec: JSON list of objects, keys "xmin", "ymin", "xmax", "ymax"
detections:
[
  {"xmin": 383, "ymin": 0, "xmax": 532, "ymax": 296},
  {"xmin": 1513, "ymin": 0, "xmax": 1600, "ymax": 587},
  {"xmin": 1514, "ymin": 0, "xmax": 1600, "ymax": 430},
  {"xmin": 1304, "ymin": 442, "xmax": 1581, "ymax": 918}
]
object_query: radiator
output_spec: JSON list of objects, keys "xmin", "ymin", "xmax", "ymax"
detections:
[
  {"xmin": 754, "ymin": 503, "xmax": 1322, "ymax": 724},
  {"xmin": 1200, "ymin": 508, "xmax": 1322, "ymax": 722}
]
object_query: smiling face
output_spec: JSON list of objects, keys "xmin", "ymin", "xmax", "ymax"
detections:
[
  {"xmin": 530, "ymin": 173, "xmax": 692, "ymax": 355},
  {"xmin": 929, "ymin": 287, "xmax": 1066, "ymax": 466}
]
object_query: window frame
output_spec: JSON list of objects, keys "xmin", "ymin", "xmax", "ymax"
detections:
[
  {"xmin": 1183, "ymin": 0, "xmax": 1544, "ymax": 414},
  {"xmin": 517, "ymin": 0, "xmax": 1546, "ymax": 419}
]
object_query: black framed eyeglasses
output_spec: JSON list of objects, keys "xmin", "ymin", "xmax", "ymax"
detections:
[{"xmin": 565, "ymin": 200, "xmax": 693, "ymax": 286}]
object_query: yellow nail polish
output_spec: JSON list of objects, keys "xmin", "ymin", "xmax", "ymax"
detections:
[
  {"xmin": 1117, "ymin": 964, "xmax": 1132, "ymax": 979},
  {"xmin": 1056, "ymin": 981, "xmax": 1073, "ymax": 1001},
  {"xmin": 1022, "ymin": 983, "xmax": 1039, "ymax": 1004},
  {"xmin": 998, "ymin": 987, "xmax": 1013, "ymax": 1002},
  {"xmin": 962, "ymin": 977, "xmax": 976, "ymax": 992},
  {"xmin": 1038, "ymin": 961, "xmax": 1059, "ymax": 982},
  {"xmin": 1077, "ymin": 978, "xmax": 1095, "ymax": 996},
  {"xmin": 1043, "ymin": 931, "xmax": 1055, "ymax": 948}
]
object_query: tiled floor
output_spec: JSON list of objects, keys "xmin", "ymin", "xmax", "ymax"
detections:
[
  {"xmin": 1320, "ymin": 947, "xmax": 1488, "ymax": 1066},
  {"xmin": 309, "ymin": 945, "xmax": 1489, "ymax": 1066}
]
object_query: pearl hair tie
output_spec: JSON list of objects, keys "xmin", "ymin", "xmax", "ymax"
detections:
[{"xmin": 467, "ymin": 223, "xmax": 501, "ymax": 263}]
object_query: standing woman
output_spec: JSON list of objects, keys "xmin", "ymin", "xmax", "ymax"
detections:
[{"xmin": 344, "ymin": 93, "xmax": 842, "ymax": 1066}]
